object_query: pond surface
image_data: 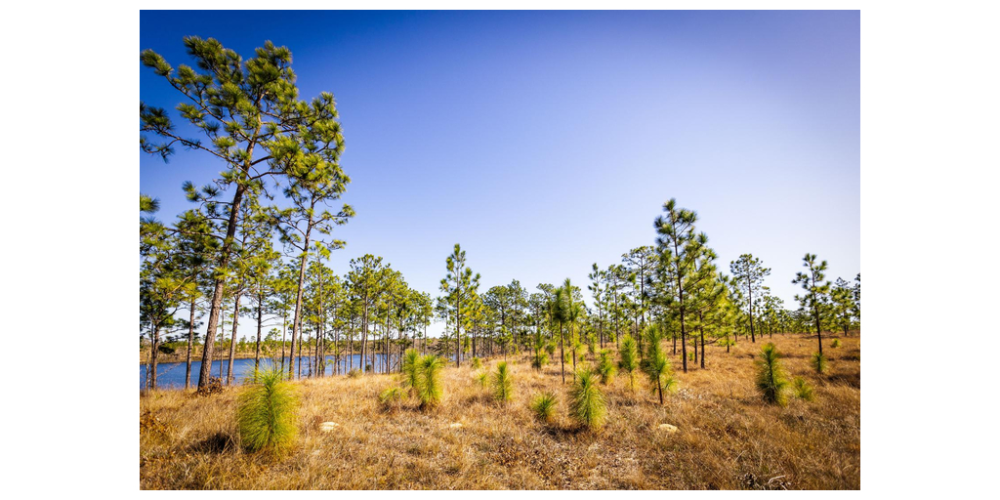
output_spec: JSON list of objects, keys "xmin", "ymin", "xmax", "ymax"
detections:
[{"xmin": 139, "ymin": 354, "xmax": 393, "ymax": 390}]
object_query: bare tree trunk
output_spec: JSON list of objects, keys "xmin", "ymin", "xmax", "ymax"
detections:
[
  {"xmin": 149, "ymin": 327, "xmax": 160, "ymax": 391},
  {"xmin": 227, "ymin": 289, "xmax": 242, "ymax": 385},
  {"xmin": 559, "ymin": 323, "xmax": 566, "ymax": 384},
  {"xmin": 217, "ymin": 319, "xmax": 225, "ymax": 380},
  {"xmin": 197, "ymin": 183, "xmax": 245, "ymax": 389},
  {"xmin": 254, "ymin": 292, "xmax": 263, "ymax": 371},
  {"xmin": 298, "ymin": 333, "xmax": 304, "ymax": 379},
  {"xmin": 699, "ymin": 311, "xmax": 706, "ymax": 369},
  {"xmin": 361, "ymin": 302, "xmax": 369, "ymax": 373},
  {"xmin": 185, "ymin": 299, "xmax": 196, "ymax": 390},
  {"xmin": 280, "ymin": 309, "xmax": 287, "ymax": 374}
]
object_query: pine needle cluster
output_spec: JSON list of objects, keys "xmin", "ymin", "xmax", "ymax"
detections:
[
  {"xmin": 530, "ymin": 392, "xmax": 558, "ymax": 422},
  {"xmin": 641, "ymin": 325, "xmax": 677, "ymax": 404},
  {"xmin": 618, "ymin": 334, "xmax": 640, "ymax": 392},
  {"xmin": 792, "ymin": 377, "xmax": 815, "ymax": 402},
  {"xmin": 236, "ymin": 366, "xmax": 299, "ymax": 454},
  {"xmin": 390, "ymin": 349, "xmax": 445, "ymax": 409},
  {"xmin": 492, "ymin": 361, "xmax": 514, "ymax": 404},
  {"xmin": 596, "ymin": 349, "xmax": 617, "ymax": 385},
  {"xmin": 811, "ymin": 352, "xmax": 828, "ymax": 374},
  {"xmin": 379, "ymin": 386, "xmax": 404, "ymax": 410},
  {"xmin": 531, "ymin": 349, "xmax": 550, "ymax": 369},
  {"xmin": 756, "ymin": 343, "xmax": 790, "ymax": 406},
  {"xmin": 569, "ymin": 368, "xmax": 607, "ymax": 431}
]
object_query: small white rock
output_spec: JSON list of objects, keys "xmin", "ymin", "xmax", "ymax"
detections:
[
  {"xmin": 319, "ymin": 422, "xmax": 340, "ymax": 432},
  {"xmin": 658, "ymin": 424, "xmax": 679, "ymax": 433}
]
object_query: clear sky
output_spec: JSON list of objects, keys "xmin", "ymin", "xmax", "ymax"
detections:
[{"xmin": 140, "ymin": 10, "xmax": 859, "ymax": 339}]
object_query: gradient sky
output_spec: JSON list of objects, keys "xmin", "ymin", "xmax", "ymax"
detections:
[{"xmin": 140, "ymin": 10, "xmax": 859, "ymax": 339}]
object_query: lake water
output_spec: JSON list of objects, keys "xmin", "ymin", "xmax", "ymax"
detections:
[{"xmin": 139, "ymin": 354, "xmax": 394, "ymax": 390}]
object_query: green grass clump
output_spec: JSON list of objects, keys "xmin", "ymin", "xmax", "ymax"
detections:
[
  {"xmin": 596, "ymin": 349, "xmax": 616, "ymax": 385},
  {"xmin": 793, "ymin": 377, "xmax": 815, "ymax": 402},
  {"xmin": 569, "ymin": 368, "xmax": 607, "ymax": 431},
  {"xmin": 347, "ymin": 368, "xmax": 361, "ymax": 378},
  {"xmin": 756, "ymin": 343, "xmax": 790, "ymax": 406},
  {"xmin": 618, "ymin": 334, "xmax": 640, "ymax": 392},
  {"xmin": 811, "ymin": 352, "xmax": 829, "ymax": 374},
  {"xmin": 418, "ymin": 354, "xmax": 444, "ymax": 409},
  {"xmin": 831, "ymin": 339, "xmax": 841, "ymax": 348},
  {"xmin": 236, "ymin": 366, "xmax": 299, "ymax": 454},
  {"xmin": 471, "ymin": 356, "xmax": 482, "ymax": 370},
  {"xmin": 492, "ymin": 361, "xmax": 514, "ymax": 404},
  {"xmin": 530, "ymin": 392, "xmax": 558, "ymax": 423},
  {"xmin": 379, "ymin": 386, "xmax": 404, "ymax": 409},
  {"xmin": 474, "ymin": 371, "xmax": 489, "ymax": 388}
]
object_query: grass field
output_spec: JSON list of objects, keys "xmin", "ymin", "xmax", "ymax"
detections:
[{"xmin": 139, "ymin": 333, "xmax": 860, "ymax": 490}]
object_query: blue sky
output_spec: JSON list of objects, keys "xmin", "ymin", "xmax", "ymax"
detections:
[{"xmin": 140, "ymin": 10, "xmax": 859, "ymax": 338}]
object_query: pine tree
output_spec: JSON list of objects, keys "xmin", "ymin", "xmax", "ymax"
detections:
[
  {"xmin": 729, "ymin": 254, "xmax": 771, "ymax": 344},
  {"xmin": 653, "ymin": 199, "xmax": 705, "ymax": 373},
  {"xmin": 142, "ymin": 38, "xmax": 350, "ymax": 390},
  {"xmin": 793, "ymin": 254, "xmax": 832, "ymax": 365},
  {"xmin": 440, "ymin": 244, "xmax": 480, "ymax": 368},
  {"xmin": 618, "ymin": 333, "xmax": 640, "ymax": 392}
]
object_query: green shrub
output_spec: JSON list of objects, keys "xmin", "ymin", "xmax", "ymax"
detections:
[
  {"xmin": 471, "ymin": 356, "xmax": 482, "ymax": 370},
  {"xmin": 792, "ymin": 377, "xmax": 814, "ymax": 402},
  {"xmin": 569, "ymin": 368, "xmax": 607, "ymax": 431},
  {"xmin": 236, "ymin": 366, "xmax": 299, "ymax": 454},
  {"xmin": 831, "ymin": 339, "xmax": 841, "ymax": 348},
  {"xmin": 563, "ymin": 350, "xmax": 572, "ymax": 364},
  {"xmin": 347, "ymin": 368, "xmax": 361, "ymax": 378},
  {"xmin": 545, "ymin": 340, "xmax": 557, "ymax": 357},
  {"xmin": 418, "ymin": 354, "xmax": 444, "ymax": 409},
  {"xmin": 811, "ymin": 352, "xmax": 828, "ymax": 374},
  {"xmin": 530, "ymin": 392, "xmax": 557, "ymax": 423},
  {"xmin": 756, "ymin": 343, "xmax": 790, "ymax": 406},
  {"xmin": 596, "ymin": 349, "xmax": 616, "ymax": 385},
  {"xmin": 618, "ymin": 334, "xmax": 640, "ymax": 392},
  {"xmin": 492, "ymin": 361, "xmax": 514, "ymax": 404}
]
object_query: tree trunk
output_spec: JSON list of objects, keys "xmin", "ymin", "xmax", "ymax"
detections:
[
  {"xmin": 559, "ymin": 323, "xmax": 566, "ymax": 384},
  {"xmin": 254, "ymin": 293, "xmax": 263, "ymax": 372},
  {"xmin": 361, "ymin": 301, "xmax": 369, "ymax": 373},
  {"xmin": 185, "ymin": 298, "xmax": 196, "ymax": 390},
  {"xmin": 217, "ymin": 320, "xmax": 225, "ymax": 380},
  {"xmin": 699, "ymin": 312, "xmax": 706, "ymax": 370},
  {"xmin": 816, "ymin": 311, "xmax": 824, "ymax": 357},
  {"xmin": 298, "ymin": 332, "xmax": 304, "ymax": 379},
  {"xmin": 455, "ymin": 289, "xmax": 462, "ymax": 368},
  {"xmin": 149, "ymin": 327, "xmax": 160, "ymax": 391},
  {"xmin": 280, "ymin": 309, "xmax": 287, "ymax": 374},
  {"xmin": 197, "ymin": 183, "xmax": 245, "ymax": 389},
  {"xmin": 227, "ymin": 290, "xmax": 242, "ymax": 385}
]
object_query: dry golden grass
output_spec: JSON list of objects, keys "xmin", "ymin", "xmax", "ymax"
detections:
[{"xmin": 139, "ymin": 333, "xmax": 860, "ymax": 490}]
